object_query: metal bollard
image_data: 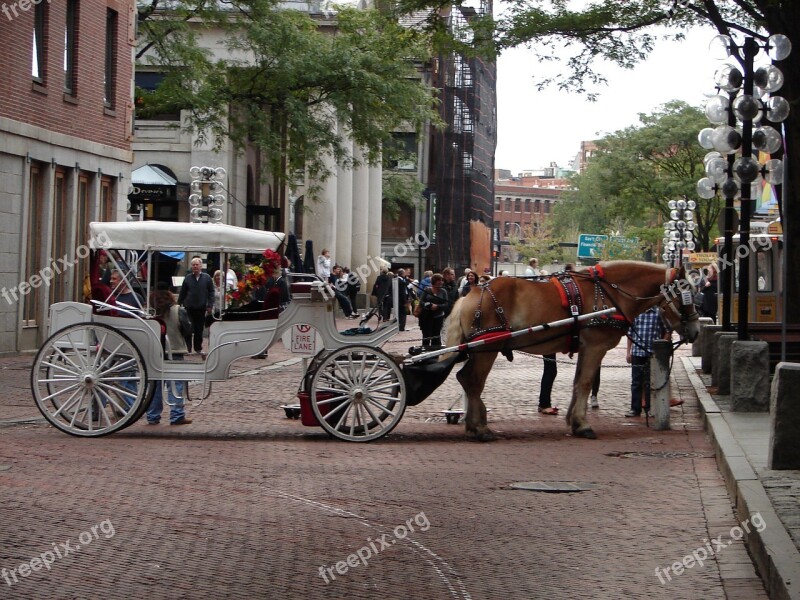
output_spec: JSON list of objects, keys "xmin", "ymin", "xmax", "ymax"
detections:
[{"xmin": 651, "ymin": 340, "xmax": 672, "ymax": 431}]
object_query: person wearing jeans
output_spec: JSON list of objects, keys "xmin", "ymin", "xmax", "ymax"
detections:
[{"xmin": 625, "ymin": 306, "xmax": 670, "ymax": 417}]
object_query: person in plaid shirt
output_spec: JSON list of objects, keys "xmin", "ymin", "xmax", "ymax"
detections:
[{"xmin": 625, "ymin": 306, "xmax": 671, "ymax": 417}]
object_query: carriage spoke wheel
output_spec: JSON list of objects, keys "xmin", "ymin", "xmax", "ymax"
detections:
[
  {"xmin": 309, "ymin": 345, "xmax": 406, "ymax": 442},
  {"xmin": 32, "ymin": 323, "xmax": 149, "ymax": 437}
]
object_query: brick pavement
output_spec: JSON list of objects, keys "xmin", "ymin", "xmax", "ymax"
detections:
[{"xmin": 0, "ymin": 316, "xmax": 768, "ymax": 599}]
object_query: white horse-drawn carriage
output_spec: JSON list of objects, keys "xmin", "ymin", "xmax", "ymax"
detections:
[
  {"xmin": 32, "ymin": 221, "xmax": 700, "ymax": 443},
  {"xmin": 33, "ymin": 221, "xmax": 407, "ymax": 442}
]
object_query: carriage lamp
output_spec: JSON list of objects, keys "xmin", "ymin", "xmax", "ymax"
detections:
[
  {"xmin": 188, "ymin": 166, "xmax": 227, "ymax": 223},
  {"xmin": 697, "ymin": 33, "xmax": 791, "ymax": 338}
]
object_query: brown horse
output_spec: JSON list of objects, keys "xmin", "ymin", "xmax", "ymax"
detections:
[{"xmin": 444, "ymin": 261, "xmax": 701, "ymax": 440}]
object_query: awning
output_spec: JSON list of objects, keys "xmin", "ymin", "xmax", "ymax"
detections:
[{"xmin": 129, "ymin": 164, "xmax": 183, "ymax": 202}]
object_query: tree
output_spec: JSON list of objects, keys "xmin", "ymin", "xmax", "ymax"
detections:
[
  {"xmin": 488, "ymin": 0, "xmax": 800, "ymax": 322},
  {"xmin": 555, "ymin": 101, "xmax": 720, "ymax": 252},
  {"xmin": 136, "ymin": 1, "xmax": 440, "ymax": 197}
]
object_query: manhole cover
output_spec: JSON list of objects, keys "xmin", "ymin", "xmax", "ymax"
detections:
[
  {"xmin": 605, "ymin": 451, "xmax": 714, "ymax": 459},
  {"xmin": 509, "ymin": 481, "xmax": 602, "ymax": 493}
]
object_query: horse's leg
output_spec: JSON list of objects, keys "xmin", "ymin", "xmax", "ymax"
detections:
[
  {"xmin": 566, "ymin": 349, "xmax": 607, "ymax": 439},
  {"xmin": 456, "ymin": 352, "xmax": 498, "ymax": 441}
]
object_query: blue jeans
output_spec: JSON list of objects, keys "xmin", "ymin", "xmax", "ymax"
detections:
[
  {"xmin": 147, "ymin": 380, "xmax": 186, "ymax": 424},
  {"xmin": 630, "ymin": 356, "xmax": 651, "ymax": 414}
]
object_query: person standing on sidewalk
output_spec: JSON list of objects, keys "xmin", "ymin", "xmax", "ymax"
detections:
[
  {"xmin": 419, "ymin": 273, "xmax": 448, "ymax": 347},
  {"xmin": 178, "ymin": 256, "xmax": 215, "ymax": 358},
  {"xmin": 625, "ymin": 306, "xmax": 670, "ymax": 417}
]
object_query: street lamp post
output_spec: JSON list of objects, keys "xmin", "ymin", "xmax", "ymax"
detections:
[{"xmin": 696, "ymin": 34, "xmax": 791, "ymax": 340}]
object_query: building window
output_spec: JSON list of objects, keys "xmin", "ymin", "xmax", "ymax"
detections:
[
  {"xmin": 544, "ymin": 200, "xmax": 551, "ymax": 214},
  {"xmin": 385, "ymin": 132, "xmax": 417, "ymax": 171},
  {"xmin": 504, "ymin": 198, "xmax": 511, "ymax": 212},
  {"xmin": 104, "ymin": 9, "xmax": 118, "ymax": 109},
  {"xmin": 100, "ymin": 176, "xmax": 114, "ymax": 221},
  {"xmin": 32, "ymin": 1, "xmax": 48, "ymax": 83},
  {"xmin": 134, "ymin": 72, "xmax": 183, "ymax": 121},
  {"xmin": 64, "ymin": 0, "xmax": 78, "ymax": 94},
  {"xmin": 50, "ymin": 169, "xmax": 69, "ymax": 306},
  {"xmin": 534, "ymin": 199, "xmax": 541, "ymax": 213},
  {"xmin": 494, "ymin": 198, "xmax": 501, "ymax": 210},
  {"xmin": 525, "ymin": 199, "xmax": 531, "ymax": 212},
  {"xmin": 514, "ymin": 198, "xmax": 521, "ymax": 212},
  {"xmin": 73, "ymin": 174, "xmax": 90, "ymax": 299},
  {"xmin": 382, "ymin": 205, "xmax": 415, "ymax": 240},
  {"xmin": 24, "ymin": 165, "xmax": 45, "ymax": 325}
]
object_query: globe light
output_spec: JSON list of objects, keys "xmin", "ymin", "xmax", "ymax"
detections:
[
  {"xmin": 662, "ymin": 253, "xmax": 671, "ymax": 262},
  {"xmin": 733, "ymin": 157, "xmax": 761, "ymax": 183},
  {"xmin": 676, "ymin": 221, "xmax": 687, "ymax": 230},
  {"xmin": 200, "ymin": 167, "xmax": 215, "ymax": 179},
  {"xmin": 670, "ymin": 209, "xmax": 680, "ymax": 220},
  {"xmin": 752, "ymin": 126, "xmax": 783, "ymax": 153},
  {"xmin": 212, "ymin": 194, "xmax": 226, "ymax": 207},
  {"xmin": 666, "ymin": 221, "xmax": 676, "ymax": 231},
  {"xmin": 207, "ymin": 207, "xmax": 224, "ymax": 222},
  {"xmin": 668, "ymin": 200, "xmax": 677, "ymax": 210},
  {"xmin": 687, "ymin": 221, "xmax": 697, "ymax": 231},
  {"xmin": 684, "ymin": 211, "xmax": 694, "ymax": 220},
  {"xmin": 190, "ymin": 207, "xmax": 205, "ymax": 221},
  {"xmin": 705, "ymin": 157, "xmax": 728, "ymax": 183},
  {"xmin": 709, "ymin": 35, "xmax": 733, "ymax": 59},
  {"xmin": 677, "ymin": 241, "xmax": 687, "ymax": 249},
  {"xmin": 687, "ymin": 200, "xmax": 697, "ymax": 210},
  {"xmin": 676, "ymin": 199, "xmax": 687, "ymax": 211},
  {"xmin": 732, "ymin": 95, "xmax": 762, "ymax": 122},
  {"xmin": 668, "ymin": 242, "xmax": 677, "ymax": 251},
  {"xmin": 698, "ymin": 128, "xmax": 716, "ymax": 150},
  {"xmin": 703, "ymin": 151, "xmax": 722, "ymax": 165},
  {"xmin": 721, "ymin": 178, "xmax": 739, "ymax": 199},
  {"xmin": 711, "ymin": 125, "xmax": 742, "ymax": 153},
  {"xmin": 704, "ymin": 95, "xmax": 730, "ymax": 124},
  {"xmin": 188, "ymin": 193, "xmax": 202, "ymax": 207},
  {"xmin": 215, "ymin": 167, "xmax": 227, "ymax": 179},
  {"xmin": 764, "ymin": 159, "xmax": 784, "ymax": 185},
  {"xmin": 687, "ymin": 241, "xmax": 696, "ymax": 251},
  {"xmin": 766, "ymin": 96, "xmax": 790, "ymax": 122},
  {"xmin": 754, "ymin": 65, "xmax": 784, "ymax": 93},
  {"xmin": 696, "ymin": 177, "xmax": 716, "ymax": 199},
  {"xmin": 189, "ymin": 166, "xmax": 202, "ymax": 178},
  {"xmin": 714, "ymin": 64, "xmax": 743, "ymax": 92},
  {"xmin": 767, "ymin": 34, "xmax": 792, "ymax": 61}
]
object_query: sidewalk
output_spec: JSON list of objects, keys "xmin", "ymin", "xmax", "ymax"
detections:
[{"xmin": 681, "ymin": 355, "xmax": 800, "ymax": 600}]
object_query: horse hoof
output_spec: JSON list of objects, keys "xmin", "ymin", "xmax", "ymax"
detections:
[{"xmin": 575, "ymin": 428, "xmax": 597, "ymax": 440}]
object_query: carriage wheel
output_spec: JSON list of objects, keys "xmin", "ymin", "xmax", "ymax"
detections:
[
  {"xmin": 32, "ymin": 323, "xmax": 149, "ymax": 437},
  {"xmin": 308, "ymin": 345, "xmax": 406, "ymax": 442}
]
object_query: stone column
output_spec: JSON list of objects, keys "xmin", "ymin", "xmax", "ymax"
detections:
[
  {"xmin": 769, "ymin": 362, "xmax": 800, "ymax": 469},
  {"xmin": 714, "ymin": 332, "xmax": 739, "ymax": 394},
  {"xmin": 335, "ymin": 130, "xmax": 353, "ymax": 269},
  {"xmin": 702, "ymin": 324, "xmax": 722, "ymax": 374},
  {"xmin": 351, "ymin": 146, "xmax": 369, "ymax": 309},
  {"xmin": 730, "ymin": 340, "xmax": 770, "ymax": 411},
  {"xmin": 693, "ymin": 317, "xmax": 713, "ymax": 357},
  {"xmin": 366, "ymin": 160, "xmax": 383, "ymax": 294},
  {"xmin": 303, "ymin": 151, "xmax": 338, "ymax": 268}
]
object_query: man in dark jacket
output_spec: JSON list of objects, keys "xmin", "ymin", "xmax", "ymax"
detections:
[
  {"xmin": 178, "ymin": 256, "xmax": 215, "ymax": 356},
  {"xmin": 441, "ymin": 268, "xmax": 459, "ymax": 317},
  {"xmin": 395, "ymin": 268, "xmax": 410, "ymax": 331}
]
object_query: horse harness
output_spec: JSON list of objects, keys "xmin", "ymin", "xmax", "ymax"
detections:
[{"xmin": 466, "ymin": 266, "xmax": 631, "ymax": 358}]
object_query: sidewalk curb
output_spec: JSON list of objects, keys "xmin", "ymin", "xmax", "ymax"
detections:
[{"xmin": 682, "ymin": 356, "xmax": 800, "ymax": 600}]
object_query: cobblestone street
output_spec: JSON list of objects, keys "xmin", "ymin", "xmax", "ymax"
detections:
[{"xmin": 0, "ymin": 319, "xmax": 768, "ymax": 599}]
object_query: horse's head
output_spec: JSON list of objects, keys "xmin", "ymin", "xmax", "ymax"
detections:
[{"xmin": 659, "ymin": 266, "xmax": 701, "ymax": 343}]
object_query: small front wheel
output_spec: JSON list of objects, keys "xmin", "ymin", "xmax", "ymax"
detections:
[
  {"xmin": 308, "ymin": 345, "xmax": 406, "ymax": 442},
  {"xmin": 31, "ymin": 323, "xmax": 149, "ymax": 437}
]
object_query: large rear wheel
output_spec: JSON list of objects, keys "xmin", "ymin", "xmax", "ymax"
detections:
[
  {"xmin": 32, "ymin": 323, "xmax": 149, "ymax": 437},
  {"xmin": 308, "ymin": 345, "xmax": 406, "ymax": 442}
]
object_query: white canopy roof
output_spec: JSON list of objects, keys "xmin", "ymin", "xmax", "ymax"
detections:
[
  {"xmin": 89, "ymin": 221, "xmax": 285, "ymax": 253},
  {"xmin": 131, "ymin": 164, "xmax": 177, "ymax": 186}
]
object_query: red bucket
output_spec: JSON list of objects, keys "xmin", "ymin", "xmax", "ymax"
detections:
[{"xmin": 298, "ymin": 391, "xmax": 337, "ymax": 427}]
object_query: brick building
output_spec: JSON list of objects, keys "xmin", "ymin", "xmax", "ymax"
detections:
[
  {"xmin": 494, "ymin": 174, "xmax": 568, "ymax": 241},
  {"xmin": 0, "ymin": 0, "xmax": 135, "ymax": 352}
]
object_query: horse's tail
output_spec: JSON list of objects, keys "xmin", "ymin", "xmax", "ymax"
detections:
[{"xmin": 442, "ymin": 297, "xmax": 468, "ymax": 360}]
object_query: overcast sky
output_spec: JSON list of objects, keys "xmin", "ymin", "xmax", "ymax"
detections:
[{"xmin": 495, "ymin": 26, "xmax": 725, "ymax": 175}]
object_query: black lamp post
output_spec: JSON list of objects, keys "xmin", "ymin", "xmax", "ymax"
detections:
[{"xmin": 696, "ymin": 33, "xmax": 791, "ymax": 340}]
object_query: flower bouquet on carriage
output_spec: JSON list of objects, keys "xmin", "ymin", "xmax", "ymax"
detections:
[{"xmin": 221, "ymin": 249, "xmax": 285, "ymax": 321}]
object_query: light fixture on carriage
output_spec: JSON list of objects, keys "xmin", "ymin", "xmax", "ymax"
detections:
[{"xmin": 188, "ymin": 165, "xmax": 227, "ymax": 224}]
